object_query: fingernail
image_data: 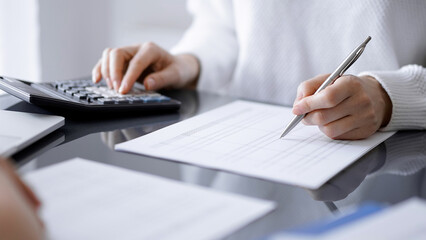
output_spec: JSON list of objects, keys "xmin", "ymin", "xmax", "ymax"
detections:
[
  {"xmin": 147, "ymin": 78, "xmax": 155, "ymax": 90},
  {"xmin": 119, "ymin": 83, "xmax": 126, "ymax": 94},
  {"xmin": 113, "ymin": 81, "xmax": 119, "ymax": 91}
]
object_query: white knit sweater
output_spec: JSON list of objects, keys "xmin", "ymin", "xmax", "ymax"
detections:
[{"xmin": 172, "ymin": 0, "xmax": 426, "ymax": 131}]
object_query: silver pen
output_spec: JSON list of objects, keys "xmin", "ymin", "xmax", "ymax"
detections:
[{"xmin": 280, "ymin": 36, "xmax": 371, "ymax": 139}]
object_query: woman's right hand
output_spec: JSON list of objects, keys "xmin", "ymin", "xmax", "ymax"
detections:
[{"xmin": 92, "ymin": 42, "xmax": 200, "ymax": 94}]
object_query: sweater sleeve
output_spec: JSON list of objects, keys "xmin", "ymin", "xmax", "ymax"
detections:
[
  {"xmin": 171, "ymin": 0, "xmax": 238, "ymax": 92},
  {"xmin": 359, "ymin": 64, "xmax": 426, "ymax": 131}
]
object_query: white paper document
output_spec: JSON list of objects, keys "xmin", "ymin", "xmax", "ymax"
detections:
[
  {"xmin": 325, "ymin": 198, "xmax": 426, "ymax": 240},
  {"xmin": 116, "ymin": 101, "xmax": 395, "ymax": 189},
  {"xmin": 270, "ymin": 198, "xmax": 426, "ymax": 240},
  {"xmin": 24, "ymin": 158, "xmax": 275, "ymax": 240}
]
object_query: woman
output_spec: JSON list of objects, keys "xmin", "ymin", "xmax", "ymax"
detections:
[{"xmin": 93, "ymin": 0, "xmax": 426, "ymax": 140}]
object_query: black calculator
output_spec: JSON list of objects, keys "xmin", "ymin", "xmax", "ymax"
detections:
[{"xmin": 0, "ymin": 76, "xmax": 180, "ymax": 114}]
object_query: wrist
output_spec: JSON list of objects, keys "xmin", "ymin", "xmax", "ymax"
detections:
[
  {"xmin": 175, "ymin": 54, "xmax": 200, "ymax": 89},
  {"xmin": 362, "ymin": 75, "xmax": 392, "ymax": 127}
]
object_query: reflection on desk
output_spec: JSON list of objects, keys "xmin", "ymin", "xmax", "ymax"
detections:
[
  {"xmin": 370, "ymin": 131, "xmax": 426, "ymax": 176},
  {"xmin": 6, "ymin": 90, "xmax": 203, "ymax": 163},
  {"xmin": 308, "ymin": 144, "xmax": 385, "ymax": 202}
]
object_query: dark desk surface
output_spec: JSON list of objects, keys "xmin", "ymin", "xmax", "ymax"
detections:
[{"xmin": 1, "ymin": 90, "xmax": 426, "ymax": 240}]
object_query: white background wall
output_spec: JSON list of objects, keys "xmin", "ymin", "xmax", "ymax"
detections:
[
  {"xmin": 0, "ymin": 0, "xmax": 191, "ymax": 83},
  {"xmin": 38, "ymin": 0, "xmax": 110, "ymax": 82},
  {"xmin": 109, "ymin": 0, "xmax": 191, "ymax": 48},
  {"xmin": 0, "ymin": 0, "xmax": 40, "ymax": 81}
]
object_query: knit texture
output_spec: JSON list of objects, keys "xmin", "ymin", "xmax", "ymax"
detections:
[{"xmin": 172, "ymin": 0, "xmax": 426, "ymax": 131}]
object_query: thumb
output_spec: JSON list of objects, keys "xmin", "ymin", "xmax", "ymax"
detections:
[
  {"xmin": 294, "ymin": 74, "xmax": 330, "ymax": 105},
  {"xmin": 144, "ymin": 66, "xmax": 180, "ymax": 91}
]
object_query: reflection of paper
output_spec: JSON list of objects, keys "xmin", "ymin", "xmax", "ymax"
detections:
[
  {"xmin": 24, "ymin": 158, "xmax": 274, "ymax": 240},
  {"xmin": 116, "ymin": 101, "xmax": 394, "ymax": 189}
]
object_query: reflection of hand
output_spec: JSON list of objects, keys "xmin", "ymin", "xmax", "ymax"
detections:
[
  {"xmin": 92, "ymin": 43, "xmax": 200, "ymax": 94},
  {"xmin": 0, "ymin": 159, "xmax": 44, "ymax": 239},
  {"xmin": 373, "ymin": 131, "xmax": 426, "ymax": 176},
  {"xmin": 101, "ymin": 128, "xmax": 147, "ymax": 150},
  {"xmin": 293, "ymin": 74, "xmax": 392, "ymax": 140},
  {"xmin": 307, "ymin": 145, "xmax": 385, "ymax": 201},
  {"xmin": 100, "ymin": 123, "xmax": 173, "ymax": 150}
]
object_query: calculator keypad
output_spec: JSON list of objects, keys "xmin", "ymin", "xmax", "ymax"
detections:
[{"xmin": 52, "ymin": 80, "xmax": 171, "ymax": 105}]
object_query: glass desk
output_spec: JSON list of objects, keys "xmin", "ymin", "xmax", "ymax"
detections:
[{"xmin": 1, "ymin": 90, "xmax": 425, "ymax": 240}]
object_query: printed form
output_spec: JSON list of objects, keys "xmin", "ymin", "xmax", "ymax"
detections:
[
  {"xmin": 116, "ymin": 101, "xmax": 395, "ymax": 189},
  {"xmin": 24, "ymin": 158, "xmax": 274, "ymax": 240}
]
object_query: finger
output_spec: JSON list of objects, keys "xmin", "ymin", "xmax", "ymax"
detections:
[
  {"xmin": 293, "ymin": 76, "xmax": 354, "ymax": 115},
  {"xmin": 101, "ymin": 48, "xmax": 113, "ymax": 89},
  {"xmin": 319, "ymin": 115, "xmax": 361, "ymax": 139},
  {"xmin": 302, "ymin": 97, "xmax": 353, "ymax": 126},
  {"xmin": 294, "ymin": 74, "xmax": 329, "ymax": 104},
  {"xmin": 17, "ymin": 177, "xmax": 41, "ymax": 209},
  {"xmin": 143, "ymin": 66, "xmax": 180, "ymax": 91},
  {"xmin": 92, "ymin": 59, "xmax": 102, "ymax": 83},
  {"xmin": 119, "ymin": 43, "xmax": 160, "ymax": 94},
  {"xmin": 109, "ymin": 49, "xmax": 125, "ymax": 91}
]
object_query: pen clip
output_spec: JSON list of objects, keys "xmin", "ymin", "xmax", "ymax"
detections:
[{"xmin": 339, "ymin": 46, "xmax": 365, "ymax": 76}]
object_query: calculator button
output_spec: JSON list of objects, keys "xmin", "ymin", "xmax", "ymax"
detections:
[
  {"xmin": 87, "ymin": 94, "xmax": 103, "ymax": 102},
  {"xmin": 97, "ymin": 98, "xmax": 116, "ymax": 104},
  {"xmin": 147, "ymin": 93, "xmax": 161, "ymax": 97},
  {"xmin": 77, "ymin": 91, "xmax": 91, "ymax": 95},
  {"xmin": 71, "ymin": 87, "xmax": 86, "ymax": 92},
  {"xmin": 145, "ymin": 97, "xmax": 160, "ymax": 103},
  {"xmin": 135, "ymin": 97, "xmax": 148, "ymax": 103},
  {"xmin": 65, "ymin": 89, "xmax": 79, "ymax": 96},
  {"xmin": 116, "ymin": 99, "xmax": 130, "ymax": 104},
  {"xmin": 73, "ymin": 93, "xmax": 88, "ymax": 100},
  {"xmin": 87, "ymin": 94, "xmax": 102, "ymax": 99},
  {"xmin": 128, "ymin": 97, "xmax": 144, "ymax": 103},
  {"xmin": 62, "ymin": 83, "xmax": 78, "ymax": 89},
  {"xmin": 57, "ymin": 86, "xmax": 69, "ymax": 92}
]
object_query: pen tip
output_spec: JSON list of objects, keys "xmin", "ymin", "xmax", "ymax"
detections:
[{"xmin": 279, "ymin": 129, "xmax": 290, "ymax": 139}]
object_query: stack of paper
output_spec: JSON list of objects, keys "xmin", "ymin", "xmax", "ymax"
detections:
[{"xmin": 25, "ymin": 158, "xmax": 275, "ymax": 240}]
